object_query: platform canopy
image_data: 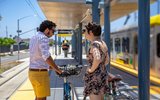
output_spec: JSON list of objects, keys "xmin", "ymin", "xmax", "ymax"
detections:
[{"xmin": 38, "ymin": 0, "xmax": 156, "ymax": 29}]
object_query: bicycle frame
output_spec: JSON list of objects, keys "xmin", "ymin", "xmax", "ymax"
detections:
[
  {"xmin": 63, "ymin": 76, "xmax": 71, "ymax": 100},
  {"xmin": 59, "ymin": 64, "xmax": 82, "ymax": 100},
  {"xmin": 62, "ymin": 65, "xmax": 74, "ymax": 100}
]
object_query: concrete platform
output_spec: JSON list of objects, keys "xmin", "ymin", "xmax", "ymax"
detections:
[{"xmin": 9, "ymin": 54, "xmax": 160, "ymax": 100}]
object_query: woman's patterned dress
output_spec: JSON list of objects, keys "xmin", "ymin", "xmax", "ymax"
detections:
[{"xmin": 83, "ymin": 40, "xmax": 109, "ymax": 96}]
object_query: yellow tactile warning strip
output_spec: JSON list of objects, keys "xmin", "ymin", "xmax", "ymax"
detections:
[
  {"xmin": 111, "ymin": 61, "xmax": 160, "ymax": 85},
  {"xmin": 150, "ymin": 86, "xmax": 160, "ymax": 94},
  {"xmin": 111, "ymin": 61, "xmax": 138, "ymax": 76},
  {"xmin": 9, "ymin": 79, "xmax": 35, "ymax": 100},
  {"xmin": 131, "ymin": 86, "xmax": 160, "ymax": 95}
]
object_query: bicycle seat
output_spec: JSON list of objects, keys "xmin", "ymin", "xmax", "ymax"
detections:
[{"xmin": 108, "ymin": 73, "xmax": 122, "ymax": 82}]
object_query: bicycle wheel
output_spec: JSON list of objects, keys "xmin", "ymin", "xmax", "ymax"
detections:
[{"xmin": 113, "ymin": 93, "xmax": 135, "ymax": 100}]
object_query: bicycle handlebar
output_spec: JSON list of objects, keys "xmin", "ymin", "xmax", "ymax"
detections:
[{"xmin": 58, "ymin": 64, "xmax": 83, "ymax": 77}]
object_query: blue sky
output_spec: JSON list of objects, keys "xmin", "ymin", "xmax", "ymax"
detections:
[
  {"xmin": 0, "ymin": 0, "xmax": 46, "ymax": 39},
  {"xmin": 0, "ymin": 0, "xmax": 159, "ymax": 39}
]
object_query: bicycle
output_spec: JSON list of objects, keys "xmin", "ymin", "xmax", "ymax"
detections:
[
  {"xmin": 104, "ymin": 73, "xmax": 138, "ymax": 100},
  {"xmin": 58, "ymin": 64, "xmax": 83, "ymax": 100}
]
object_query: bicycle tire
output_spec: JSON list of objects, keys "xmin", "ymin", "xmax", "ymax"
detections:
[{"xmin": 113, "ymin": 92, "xmax": 136, "ymax": 100}]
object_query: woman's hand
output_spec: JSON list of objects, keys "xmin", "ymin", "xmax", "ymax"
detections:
[{"xmin": 86, "ymin": 67, "xmax": 92, "ymax": 73}]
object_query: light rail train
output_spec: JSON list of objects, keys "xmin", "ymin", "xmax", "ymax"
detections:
[{"xmin": 105, "ymin": 15, "xmax": 160, "ymax": 80}]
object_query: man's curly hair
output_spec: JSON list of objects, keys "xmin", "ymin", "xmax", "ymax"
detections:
[{"xmin": 39, "ymin": 20, "xmax": 56, "ymax": 32}]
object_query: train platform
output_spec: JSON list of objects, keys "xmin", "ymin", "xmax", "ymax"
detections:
[{"xmin": 7, "ymin": 52, "xmax": 160, "ymax": 100}]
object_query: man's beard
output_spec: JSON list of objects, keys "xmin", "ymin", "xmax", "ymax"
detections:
[{"xmin": 47, "ymin": 32, "xmax": 50, "ymax": 38}]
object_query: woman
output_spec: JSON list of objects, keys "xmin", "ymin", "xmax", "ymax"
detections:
[{"xmin": 83, "ymin": 22, "xmax": 109, "ymax": 100}]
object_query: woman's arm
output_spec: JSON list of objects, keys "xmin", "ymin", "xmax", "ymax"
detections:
[{"xmin": 88, "ymin": 46, "xmax": 101, "ymax": 73}]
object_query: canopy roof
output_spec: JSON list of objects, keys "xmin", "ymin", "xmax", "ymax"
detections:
[{"xmin": 38, "ymin": 0, "xmax": 156, "ymax": 29}]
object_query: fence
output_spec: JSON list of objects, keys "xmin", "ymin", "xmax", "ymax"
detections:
[{"xmin": 0, "ymin": 44, "xmax": 29, "ymax": 53}]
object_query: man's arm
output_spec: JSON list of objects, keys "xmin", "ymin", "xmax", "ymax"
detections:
[
  {"xmin": 46, "ymin": 56, "xmax": 62, "ymax": 74},
  {"xmin": 39, "ymin": 37, "xmax": 62, "ymax": 74}
]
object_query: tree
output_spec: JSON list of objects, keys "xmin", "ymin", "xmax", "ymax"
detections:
[
  {"xmin": 0, "ymin": 38, "xmax": 16, "ymax": 66},
  {"xmin": 49, "ymin": 41, "xmax": 54, "ymax": 46},
  {"xmin": 0, "ymin": 37, "xmax": 15, "ymax": 55},
  {"xmin": 3, "ymin": 37, "xmax": 16, "ymax": 46}
]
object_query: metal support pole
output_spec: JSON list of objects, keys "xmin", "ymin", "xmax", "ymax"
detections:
[
  {"xmin": 16, "ymin": 15, "xmax": 36, "ymax": 61},
  {"xmin": 0, "ymin": 16, "xmax": 1, "ymax": 67},
  {"xmin": 138, "ymin": 0, "xmax": 150, "ymax": 100},
  {"xmin": 0, "ymin": 15, "xmax": 2, "ymax": 21},
  {"xmin": 85, "ymin": 40, "xmax": 88, "ymax": 54},
  {"xmin": 72, "ymin": 31, "xmax": 76, "ymax": 57},
  {"xmin": 17, "ymin": 19, "xmax": 20, "ymax": 61},
  {"xmin": 55, "ymin": 34, "xmax": 57, "ymax": 55},
  {"xmin": 120, "ymin": 38, "xmax": 122, "ymax": 52},
  {"xmin": 0, "ymin": 45, "xmax": 1, "ymax": 67},
  {"xmin": 58, "ymin": 36, "xmax": 61, "ymax": 55},
  {"xmin": 77, "ymin": 29, "xmax": 79, "ymax": 61},
  {"xmin": 6, "ymin": 26, "xmax": 8, "ymax": 38},
  {"xmin": 104, "ymin": 0, "xmax": 111, "ymax": 72},
  {"xmin": 112, "ymin": 38, "xmax": 115, "ymax": 60},
  {"xmin": 75, "ymin": 30, "xmax": 78, "ymax": 60},
  {"xmin": 92, "ymin": 0, "xmax": 100, "ymax": 24},
  {"xmin": 158, "ymin": 0, "xmax": 160, "ymax": 14},
  {"xmin": 78, "ymin": 23, "xmax": 82, "ymax": 65}
]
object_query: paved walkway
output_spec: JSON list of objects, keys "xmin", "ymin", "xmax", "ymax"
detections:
[{"xmin": 9, "ymin": 53, "xmax": 86, "ymax": 100}]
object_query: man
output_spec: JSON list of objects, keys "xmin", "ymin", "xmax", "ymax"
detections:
[{"xmin": 29, "ymin": 20, "xmax": 62, "ymax": 100}]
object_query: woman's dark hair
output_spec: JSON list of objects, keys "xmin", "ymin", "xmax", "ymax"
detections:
[
  {"xmin": 85, "ymin": 22, "xmax": 101, "ymax": 36},
  {"xmin": 39, "ymin": 20, "xmax": 56, "ymax": 32}
]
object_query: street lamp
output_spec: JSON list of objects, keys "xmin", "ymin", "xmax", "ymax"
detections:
[
  {"xmin": 0, "ymin": 15, "xmax": 2, "ymax": 66},
  {"xmin": 17, "ymin": 15, "xmax": 36, "ymax": 61}
]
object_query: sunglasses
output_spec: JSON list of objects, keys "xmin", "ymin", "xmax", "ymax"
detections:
[{"xmin": 50, "ymin": 28, "xmax": 56, "ymax": 33}]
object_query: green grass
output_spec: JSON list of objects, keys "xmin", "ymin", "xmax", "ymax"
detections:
[
  {"xmin": 0, "ymin": 67, "xmax": 12, "ymax": 74},
  {"xmin": 0, "ymin": 61, "xmax": 22, "ymax": 74}
]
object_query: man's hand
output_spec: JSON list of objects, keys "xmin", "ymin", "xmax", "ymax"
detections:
[
  {"xmin": 46, "ymin": 56, "xmax": 63, "ymax": 75},
  {"xmin": 56, "ymin": 69, "xmax": 63, "ymax": 75},
  {"xmin": 49, "ymin": 66, "xmax": 62, "ymax": 75},
  {"xmin": 49, "ymin": 66, "xmax": 52, "ymax": 70},
  {"xmin": 55, "ymin": 71, "xmax": 62, "ymax": 75},
  {"xmin": 57, "ymin": 70, "xmax": 70, "ymax": 77}
]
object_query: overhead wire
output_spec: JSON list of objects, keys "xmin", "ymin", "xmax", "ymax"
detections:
[
  {"xmin": 24, "ymin": 0, "xmax": 43, "ymax": 21},
  {"xmin": 28, "ymin": 0, "xmax": 43, "ymax": 20}
]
